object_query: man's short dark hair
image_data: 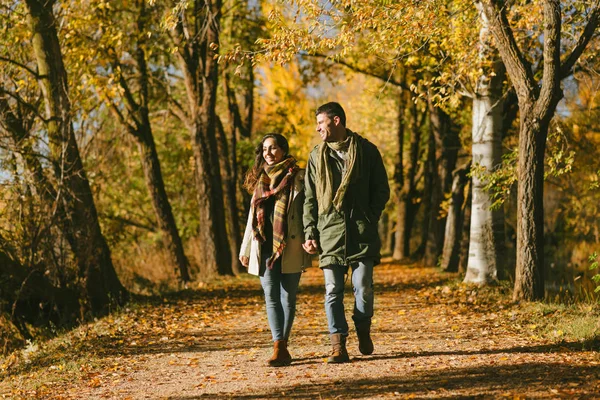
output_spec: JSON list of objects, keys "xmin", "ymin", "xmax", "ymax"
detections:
[{"xmin": 316, "ymin": 102, "xmax": 346, "ymax": 127}]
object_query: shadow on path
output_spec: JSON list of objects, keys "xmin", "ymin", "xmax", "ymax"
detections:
[{"xmin": 170, "ymin": 362, "xmax": 600, "ymax": 399}]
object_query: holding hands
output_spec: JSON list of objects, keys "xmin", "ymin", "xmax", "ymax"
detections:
[{"xmin": 302, "ymin": 239, "xmax": 319, "ymax": 254}]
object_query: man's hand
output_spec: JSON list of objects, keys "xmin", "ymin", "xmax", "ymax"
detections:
[
  {"xmin": 239, "ymin": 256, "xmax": 249, "ymax": 267},
  {"xmin": 302, "ymin": 239, "xmax": 319, "ymax": 254}
]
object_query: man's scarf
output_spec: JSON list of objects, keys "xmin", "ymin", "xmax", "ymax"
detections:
[
  {"xmin": 315, "ymin": 130, "xmax": 361, "ymax": 214},
  {"xmin": 252, "ymin": 157, "xmax": 298, "ymax": 269}
]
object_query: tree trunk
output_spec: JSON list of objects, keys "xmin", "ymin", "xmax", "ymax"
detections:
[
  {"xmin": 440, "ymin": 163, "xmax": 470, "ymax": 272},
  {"xmin": 137, "ymin": 129, "xmax": 191, "ymax": 282},
  {"xmin": 416, "ymin": 128, "xmax": 436, "ymax": 260},
  {"xmin": 464, "ymin": 9, "xmax": 506, "ymax": 284},
  {"xmin": 378, "ymin": 211, "xmax": 393, "ymax": 255},
  {"xmin": 172, "ymin": 0, "xmax": 232, "ymax": 277},
  {"xmin": 458, "ymin": 179, "xmax": 472, "ymax": 274},
  {"xmin": 216, "ymin": 117, "xmax": 243, "ymax": 275},
  {"xmin": 513, "ymin": 110, "xmax": 547, "ymax": 300},
  {"xmin": 192, "ymin": 116, "xmax": 232, "ymax": 276},
  {"xmin": 242, "ymin": 65, "xmax": 254, "ymax": 138},
  {"xmin": 121, "ymin": 2, "xmax": 191, "ymax": 283},
  {"xmin": 424, "ymin": 102, "xmax": 458, "ymax": 266},
  {"xmin": 463, "ymin": 85, "xmax": 505, "ymax": 283},
  {"xmin": 25, "ymin": 0, "xmax": 126, "ymax": 313},
  {"xmin": 393, "ymin": 101, "xmax": 424, "ymax": 260},
  {"xmin": 199, "ymin": 31, "xmax": 232, "ymax": 275},
  {"xmin": 393, "ymin": 197, "xmax": 409, "ymax": 260},
  {"xmin": 391, "ymin": 89, "xmax": 405, "ymax": 259},
  {"xmin": 223, "ymin": 70, "xmax": 253, "ymax": 216}
]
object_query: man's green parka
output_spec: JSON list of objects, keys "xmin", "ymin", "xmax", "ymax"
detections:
[{"xmin": 303, "ymin": 133, "xmax": 390, "ymax": 267}]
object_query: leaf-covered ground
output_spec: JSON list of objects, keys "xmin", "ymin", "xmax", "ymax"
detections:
[{"xmin": 1, "ymin": 260, "xmax": 600, "ymax": 399}]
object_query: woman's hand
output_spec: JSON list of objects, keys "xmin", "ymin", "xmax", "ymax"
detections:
[{"xmin": 239, "ymin": 256, "xmax": 249, "ymax": 267}]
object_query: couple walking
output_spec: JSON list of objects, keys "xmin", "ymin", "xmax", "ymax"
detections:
[{"xmin": 239, "ymin": 102, "xmax": 390, "ymax": 366}]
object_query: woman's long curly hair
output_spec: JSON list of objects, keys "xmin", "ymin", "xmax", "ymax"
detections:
[{"xmin": 243, "ymin": 133, "xmax": 290, "ymax": 193}]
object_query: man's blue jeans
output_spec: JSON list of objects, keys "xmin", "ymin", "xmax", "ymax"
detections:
[
  {"xmin": 323, "ymin": 259, "xmax": 374, "ymax": 335},
  {"xmin": 260, "ymin": 260, "xmax": 301, "ymax": 341}
]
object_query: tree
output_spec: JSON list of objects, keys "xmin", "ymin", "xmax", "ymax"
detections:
[
  {"xmin": 424, "ymin": 98, "xmax": 459, "ymax": 266},
  {"xmin": 479, "ymin": 0, "xmax": 600, "ymax": 300},
  {"xmin": 15, "ymin": 0, "xmax": 127, "ymax": 312},
  {"xmin": 91, "ymin": 0, "xmax": 192, "ymax": 282},
  {"xmin": 440, "ymin": 162, "xmax": 470, "ymax": 272},
  {"xmin": 393, "ymin": 89, "xmax": 427, "ymax": 260},
  {"xmin": 462, "ymin": 4, "xmax": 506, "ymax": 284},
  {"xmin": 217, "ymin": 0, "xmax": 263, "ymax": 275},
  {"xmin": 166, "ymin": 0, "xmax": 233, "ymax": 276}
]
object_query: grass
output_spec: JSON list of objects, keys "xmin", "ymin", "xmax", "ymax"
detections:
[
  {"xmin": 520, "ymin": 302, "xmax": 600, "ymax": 345},
  {"xmin": 428, "ymin": 275, "xmax": 600, "ymax": 347}
]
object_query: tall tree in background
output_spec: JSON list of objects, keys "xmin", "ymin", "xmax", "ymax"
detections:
[
  {"xmin": 424, "ymin": 99, "xmax": 459, "ymax": 266},
  {"xmin": 92, "ymin": 0, "xmax": 191, "ymax": 282},
  {"xmin": 217, "ymin": 0, "xmax": 261, "ymax": 275},
  {"xmin": 23, "ymin": 0, "xmax": 127, "ymax": 312},
  {"xmin": 393, "ymin": 87, "xmax": 427, "ymax": 260},
  {"xmin": 167, "ymin": 0, "xmax": 232, "ymax": 276},
  {"xmin": 440, "ymin": 162, "xmax": 470, "ymax": 272},
  {"xmin": 479, "ymin": 0, "xmax": 600, "ymax": 300},
  {"xmin": 463, "ymin": 4, "xmax": 506, "ymax": 284}
]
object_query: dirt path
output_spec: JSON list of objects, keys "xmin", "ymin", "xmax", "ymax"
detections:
[{"xmin": 2, "ymin": 261, "xmax": 599, "ymax": 399}]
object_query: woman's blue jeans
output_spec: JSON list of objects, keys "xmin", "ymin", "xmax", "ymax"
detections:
[
  {"xmin": 323, "ymin": 259, "xmax": 374, "ymax": 335},
  {"xmin": 259, "ymin": 259, "xmax": 301, "ymax": 342}
]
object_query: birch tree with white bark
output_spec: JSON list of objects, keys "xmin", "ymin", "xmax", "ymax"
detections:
[{"xmin": 463, "ymin": 4, "xmax": 506, "ymax": 284}]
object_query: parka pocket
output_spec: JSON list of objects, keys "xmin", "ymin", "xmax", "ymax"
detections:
[{"xmin": 317, "ymin": 213, "xmax": 345, "ymax": 256}]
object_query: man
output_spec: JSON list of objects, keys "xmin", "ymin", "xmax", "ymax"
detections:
[{"xmin": 303, "ymin": 102, "xmax": 390, "ymax": 363}]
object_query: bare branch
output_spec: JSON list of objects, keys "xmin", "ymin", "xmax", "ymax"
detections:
[
  {"xmin": 479, "ymin": 0, "xmax": 537, "ymax": 101},
  {"xmin": 168, "ymin": 97, "xmax": 192, "ymax": 129},
  {"xmin": 222, "ymin": 71, "xmax": 249, "ymax": 138},
  {"xmin": 112, "ymin": 57, "xmax": 142, "ymax": 128},
  {"xmin": 98, "ymin": 213, "xmax": 157, "ymax": 232},
  {"xmin": 110, "ymin": 101, "xmax": 138, "ymax": 138},
  {"xmin": 309, "ymin": 53, "xmax": 409, "ymax": 90},
  {"xmin": 89, "ymin": 83, "xmax": 136, "ymax": 138},
  {"xmin": 535, "ymin": 0, "xmax": 561, "ymax": 117},
  {"xmin": 0, "ymin": 56, "xmax": 39, "ymax": 78},
  {"xmin": 0, "ymin": 96, "xmax": 29, "ymax": 141},
  {"xmin": 0, "ymin": 87, "xmax": 46, "ymax": 122},
  {"xmin": 560, "ymin": 3, "xmax": 600, "ymax": 79}
]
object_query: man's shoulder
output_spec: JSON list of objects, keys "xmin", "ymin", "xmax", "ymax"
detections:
[{"xmin": 355, "ymin": 134, "xmax": 380, "ymax": 154}]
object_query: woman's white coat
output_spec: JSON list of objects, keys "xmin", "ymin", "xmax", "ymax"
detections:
[{"xmin": 239, "ymin": 171, "xmax": 311, "ymax": 276}]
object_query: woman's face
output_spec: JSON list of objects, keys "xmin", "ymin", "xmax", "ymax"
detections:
[{"xmin": 262, "ymin": 137, "xmax": 285, "ymax": 166}]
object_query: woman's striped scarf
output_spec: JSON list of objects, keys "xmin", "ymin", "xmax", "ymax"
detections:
[{"xmin": 252, "ymin": 157, "xmax": 298, "ymax": 269}]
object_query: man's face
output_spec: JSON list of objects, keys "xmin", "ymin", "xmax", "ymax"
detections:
[{"xmin": 316, "ymin": 113, "xmax": 338, "ymax": 142}]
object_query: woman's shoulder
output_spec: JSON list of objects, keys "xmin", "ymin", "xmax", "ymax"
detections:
[
  {"xmin": 294, "ymin": 168, "xmax": 305, "ymax": 181},
  {"xmin": 290, "ymin": 168, "xmax": 304, "ymax": 191}
]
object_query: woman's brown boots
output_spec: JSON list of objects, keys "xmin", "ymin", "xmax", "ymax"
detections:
[{"xmin": 268, "ymin": 340, "xmax": 292, "ymax": 367}]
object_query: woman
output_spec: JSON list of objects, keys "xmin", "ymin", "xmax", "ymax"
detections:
[{"xmin": 239, "ymin": 133, "xmax": 310, "ymax": 367}]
